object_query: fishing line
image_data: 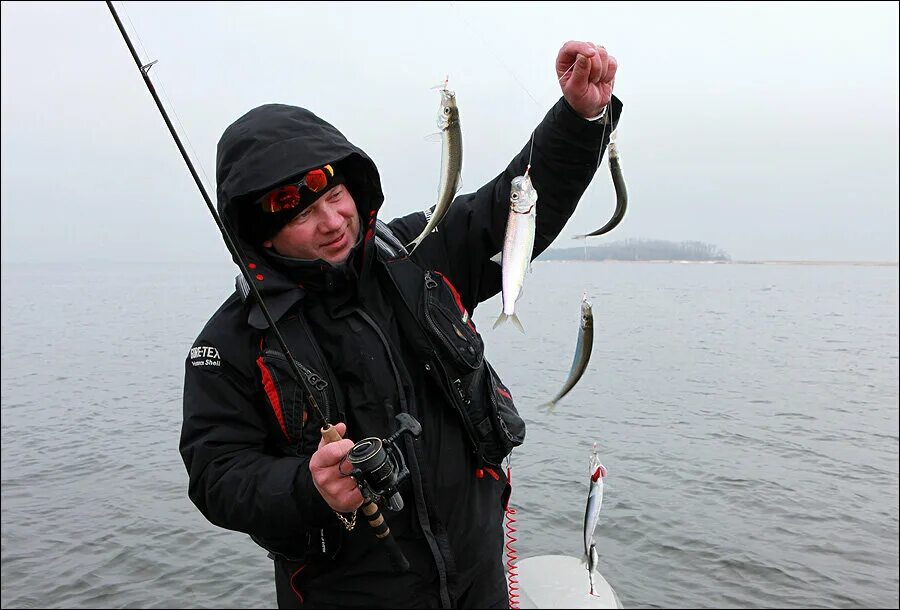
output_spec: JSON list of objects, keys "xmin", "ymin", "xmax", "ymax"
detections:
[
  {"xmin": 476, "ymin": 34, "xmax": 614, "ymax": 422},
  {"xmin": 119, "ymin": 1, "xmax": 216, "ymax": 198},
  {"xmin": 448, "ymin": 2, "xmax": 543, "ymax": 110},
  {"xmin": 447, "ymin": 2, "xmax": 585, "ymax": 167},
  {"xmin": 471, "ymin": 37, "xmax": 608, "ymax": 273},
  {"xmin": 106, "ymin": 0, "xmax": 334, "ymax": 427},
  {"xmin": 582, "ymin": 97, "xmax": 612, "ymax": 223},
  {"xmin": 447, "ymin": 2, "xmax": 619, "ymax": 218},
  {"xmin": 524, "ymin": 61, "xmax": 577, "ymax": 175},
  {"xmin": 446, "ymin": 5, "xmax": 613, "ymax": 397}
]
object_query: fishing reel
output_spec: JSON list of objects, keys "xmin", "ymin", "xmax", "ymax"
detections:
[{"xmin": 345, "ymin": 413, "xmax": 422, "ymax": 512}]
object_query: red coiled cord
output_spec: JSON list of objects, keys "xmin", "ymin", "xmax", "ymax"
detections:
[{"xmin": 505, "ymin": 466, "xmax": 520, "ymax": 609}]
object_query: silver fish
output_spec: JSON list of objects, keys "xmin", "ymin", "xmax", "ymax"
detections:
[
  {"xmin": 543, "ymin": 296, "xmax": 594, "ymax": 409},
  {"xmin": 583, "ymin": 443, "xmax": 606, "ymax": 595},
  {"xmin": 577, "ymin": 135, "xmax": 627, "ymax": 238},
  {"xmin": 492, "ymin": 173, "xmax": 537, "ymax": 333},
  {"xmin": 407, "ymin": 85, "xmax": 463, "ymax": 254}
]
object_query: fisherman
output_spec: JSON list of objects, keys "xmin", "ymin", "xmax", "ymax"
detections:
[{"xmin": 180, "ymin": 40, "xmax": 622, "ymax": 609}]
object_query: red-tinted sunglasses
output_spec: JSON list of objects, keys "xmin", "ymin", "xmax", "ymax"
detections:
[{"xmin": 258, "ymin": 164, "xmax": 335, "ymax": 213}]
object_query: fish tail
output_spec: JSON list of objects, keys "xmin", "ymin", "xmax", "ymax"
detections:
[
  {"xmin": 492, "ymin": 313, "xmax": 508, "ymax": 329},
  {"xmin": 539, "ymin": 399, "xmax": 557, "ymax": 412},
  {"xmin": 510, "ymin": 313, "xmax": 525, "ymax": 334},
  {"xmin": 406, "ymin": 237, "xmax": 423, "ymax": 255}
]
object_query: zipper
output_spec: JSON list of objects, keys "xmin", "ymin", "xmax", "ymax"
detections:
[
  {"xmin": 423, "ymin": 271, "xmax": 476, "ymax": 367},
  {"xmin": 487, "ymin": 379, "xmax": 518, "ymax": 444},
  {"xmin": 425, "ymin": 270, "xmax": 439, "ymax": 289},
  {"xmin": 452, "ymin": 378, "xmax": 469, "ymax": 405},
  {"xmin": 423, "ymin": 271, "xmax": 483, "ymax": 452},
  {"xmin": 381, "ymin": 268, "xmax": 482, "ymax": 453},
  {"xmin": 297, "ymin": 314, "xmax": 341, "ymax": 424},
  {"xmin": 432, "ymin": 360, "xmax": 481, "ymax": 454},
  {"xmin": 264, "ymin": 348, "xmax": 331, "ymax": 424},
  {"xmin": 358, "ymin": 269, "xmax": 453, "ymax": 608}
]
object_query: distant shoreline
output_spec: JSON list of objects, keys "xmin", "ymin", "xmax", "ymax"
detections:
[
  {"xmin": 539, "ymin": 238, "xmax": 897, "ymax": 267},
  {"xmin": 538, "ymin": 259, "xmax": 899, "ymax": 267}
]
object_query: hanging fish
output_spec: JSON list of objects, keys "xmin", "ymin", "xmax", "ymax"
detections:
[
  {"xmin": 583, "ymin": 443, "xmax": 607, "ymax": 596},
  {"xmin": 407, "ymin": 82, "xmax": 463, "ymax": 254},
  {"xmin": 492, "ymin": 173, "xmax": 538, "ymax": 333},
  {"xmin": 542, "ymin": 296, "xmax": 593, "ymax": 409},
  {"xmin": 577, "ymin": 134, "xmax": 627, "ymax": 239}
]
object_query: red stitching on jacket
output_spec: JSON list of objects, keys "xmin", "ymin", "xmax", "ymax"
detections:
[{"xmin": 290, "ymin": 563, "xmax": 307, "ymax": 604}]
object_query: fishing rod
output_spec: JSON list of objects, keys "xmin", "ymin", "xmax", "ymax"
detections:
[
  {"xmin": 105, "ymin": 1, "xmax": 412, "ymax": 572},
  {"xmin": 104, "ymin": 0, "xmax": 335, "ymax": 433}
]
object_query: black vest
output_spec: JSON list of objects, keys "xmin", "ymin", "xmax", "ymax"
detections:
[
  {"xmin": 247, "ymin": 220, "xmax": 524, "ymax": 467},
  {"xmin": 243, "ymin": 221, "xmax": 524, "ymax": 566}
]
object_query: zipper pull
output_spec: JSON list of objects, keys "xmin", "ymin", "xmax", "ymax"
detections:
[
  {"xmin": 453, "ymin": 378, "xmax": 470, "ymax": 404},
  {"xmin": 425, "ymin": 271, "xmax": 438, "ymax": 290},
  {"xmin": 307, "ymin": 372, "xmax": 328, "ymax": 391}
]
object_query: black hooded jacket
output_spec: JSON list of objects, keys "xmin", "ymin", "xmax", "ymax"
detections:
[{"xmin": 180, "ymin": 95, "xmax": 623, "ymax": 608}]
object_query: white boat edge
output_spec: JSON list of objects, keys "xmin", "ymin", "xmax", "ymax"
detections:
[{"xmin": 514, "ymin": 554, "xmax": 623, "ymax": 609}]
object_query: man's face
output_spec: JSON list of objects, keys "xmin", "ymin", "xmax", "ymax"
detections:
[{"xmin": 263, "ymin": 184, "xmax": 360, "ymax": 264}]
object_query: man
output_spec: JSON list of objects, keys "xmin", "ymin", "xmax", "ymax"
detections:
[{"xmin": 180, "ymin": 40, "xmax": 621, "ymax": 608}]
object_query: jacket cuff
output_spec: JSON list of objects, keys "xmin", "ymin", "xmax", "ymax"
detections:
[
  {"xmin": 294, "ymin": 458, "xmax": 339, "ymax": 528},
  {"xmin": 554, "ymin": 94, "xmax": 624, "ymax": 136}
]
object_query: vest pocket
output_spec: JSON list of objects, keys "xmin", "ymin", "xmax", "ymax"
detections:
[
  {"xmin": 258, "ymin": 349, "xmax": 331, "ymax": 455},
  {"xmin": 475, "ymin": 361, "xmax": 526, "ymax": 465},
  {"xmin": 258, "ymin": 522, "xmax": 344, "ymax": 564},
  {"xmin": 459, "ymin": 361, "xmax": 526, "ymax": 467},
  {"xmin": 419, "ymin": 270, "xmax": 523, "ymax": 465},
  {"xmin": 423, "ymin": 270, "xmax": 484, "ymax": 371}
]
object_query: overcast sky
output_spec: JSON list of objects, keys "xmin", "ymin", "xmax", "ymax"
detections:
[{"xmin": 2, "ymin": 1, "xmax": 898, "ymax": 263}]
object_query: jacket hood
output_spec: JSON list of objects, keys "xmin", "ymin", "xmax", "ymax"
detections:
[{"xmin": 215, "ymin": 104, "xmax": 385, "ymax": 325}]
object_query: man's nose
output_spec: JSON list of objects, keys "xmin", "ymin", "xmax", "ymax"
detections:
[{"xmin": 320, "ymin": 206, "xmax": 344, "ymax": 231}]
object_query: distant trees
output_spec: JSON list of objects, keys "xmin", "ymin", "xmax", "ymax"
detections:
[{"xmin": 541, "ymin": 238, "xmax": 731, "ymax": 262}]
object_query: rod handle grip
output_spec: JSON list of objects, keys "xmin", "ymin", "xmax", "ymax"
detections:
[
  {"xmin": 320, "ymin": 424, "xmax": 342, "ymax": 444},
  {"xmin": 361, "ymin": 501, "xmax": 409, "ymax": 572}
]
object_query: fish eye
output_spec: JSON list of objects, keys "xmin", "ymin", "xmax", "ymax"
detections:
[{"xmin": 510, "ymin": 192, "xmax": 519, "ymax": 200}]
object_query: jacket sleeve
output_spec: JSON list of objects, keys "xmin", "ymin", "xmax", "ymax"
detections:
[
  {"xmin": 388, "ymin": 95, "xmax": 623, "ymax": 313},
  {"xmin": 179, "ymin": 356, "xmax": 334, "ymax": 541}
]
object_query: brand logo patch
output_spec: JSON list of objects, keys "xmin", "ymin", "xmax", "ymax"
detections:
[{"xmin": 190, "ymin": 345, "xmax": 221, "ymax": 367}]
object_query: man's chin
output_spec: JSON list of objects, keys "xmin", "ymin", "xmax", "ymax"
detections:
[
  {"xmin": 320, "ymin": 243, "xmax": 353, "ymax": 265},
  {"xmin": 322, "ymin": 253, "xmax": 350, "ymax": 265},
  {"xmin": 330, "ymin": 229, "xmax": 363, "ymax": 263}
]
